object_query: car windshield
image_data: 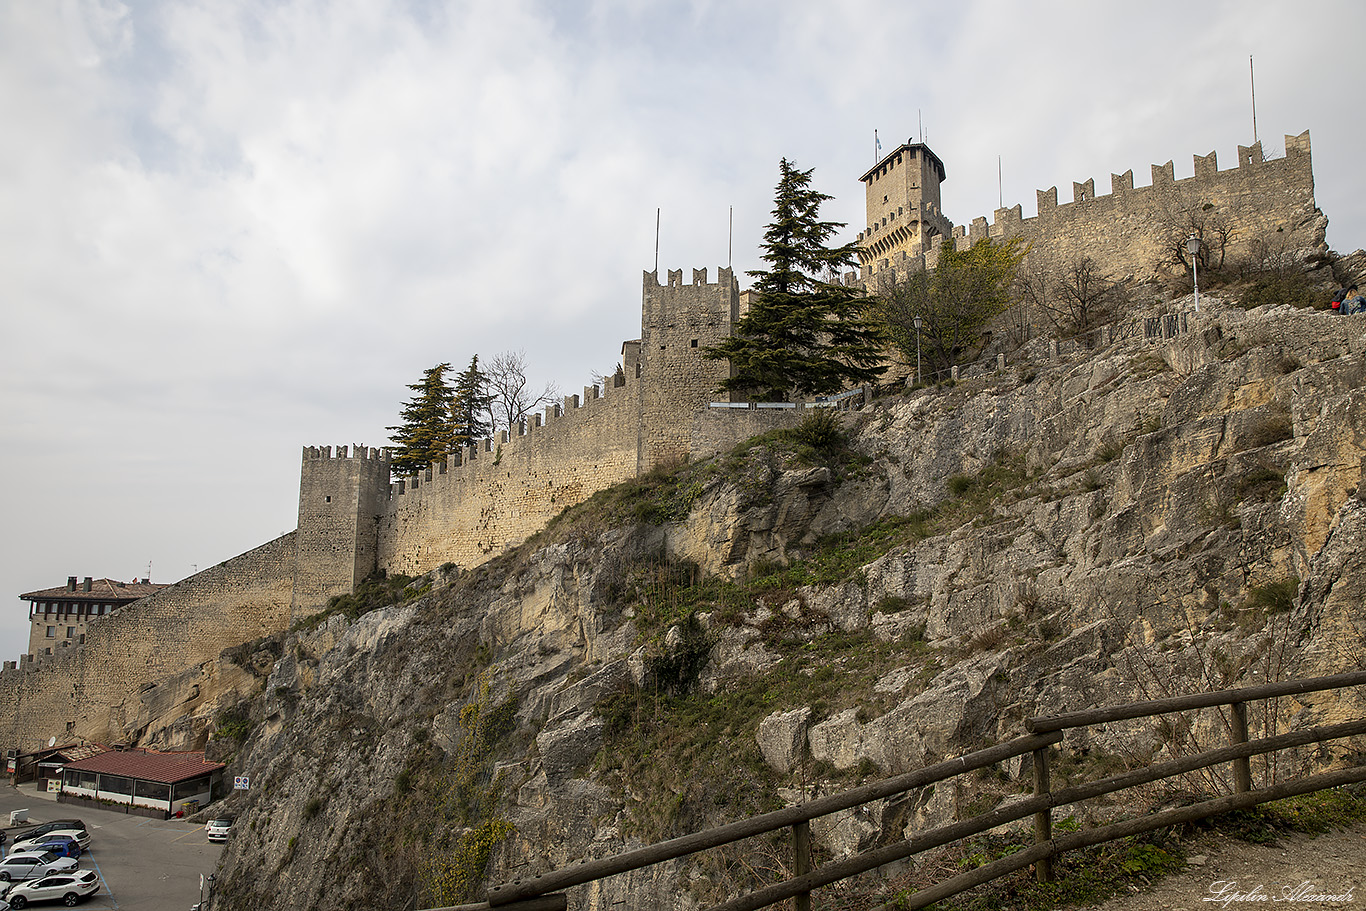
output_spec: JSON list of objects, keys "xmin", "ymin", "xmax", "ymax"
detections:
[{"xmin": 210, "ymin": 819, "xmax": 231, "ymax": 826}]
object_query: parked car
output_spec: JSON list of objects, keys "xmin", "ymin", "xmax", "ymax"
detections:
[
  {"xmin": 9, "ymin": 830, "xmax": 88, "ymax": 854},
  {"xmin": 204, "ymin": 817, "xmax": 232, "ymax": 843},
  {"xmin": 7, "ymin": 824, "xmax": 83, "ymax": 845},
  {"xmin": 0, "ymin": 853, "xmax": 77, "ymax": 883},
  {"xmin": 1, "ymin": 869, "xmax": 100, "ymax": 907},
  {"xmin": 12, "ymin": 839, "xmax": 77, "ymax": 861}
]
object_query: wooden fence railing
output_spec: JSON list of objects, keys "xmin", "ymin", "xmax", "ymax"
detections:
[{"xmin": 428, "ymin": 669, "xmax": 1366, "ymax": 911}]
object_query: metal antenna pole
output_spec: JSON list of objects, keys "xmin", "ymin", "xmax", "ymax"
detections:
[
  {"xmin": 654, "ymin": 208, "xmax": 660, "ymax": 273},
  {"xmin": 728, "ymin": 206, "xmax": 732, "ymax": 270},
  {"xmin": 1249, "ymin": 55, "xmax": 1258, "ymax": 145}
]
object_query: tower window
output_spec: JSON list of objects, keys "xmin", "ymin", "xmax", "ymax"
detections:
[
  {"xmin": 690, "ymin": 339, "xmax": 698, "ymax": 348},
  {"xmin": 325, "ymin": 496, "xmax": 331, "ymax": 503}
]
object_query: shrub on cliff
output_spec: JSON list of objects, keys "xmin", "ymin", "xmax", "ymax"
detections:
[{"xmin": 875, "ymin": 237, "xmax": 1025, "ymax": 380}]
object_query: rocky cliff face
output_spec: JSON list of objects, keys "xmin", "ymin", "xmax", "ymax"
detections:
[{"xmin": 186, "ymin": 298, "xmax": 1365, "ymax": 911}]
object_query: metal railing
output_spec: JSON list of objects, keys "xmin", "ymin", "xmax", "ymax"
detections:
[{"xmin": 431, "ymin": 670, "xmax": 1366, "ymax": 911}]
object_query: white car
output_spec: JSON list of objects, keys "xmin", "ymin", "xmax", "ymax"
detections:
[
  {"xmin": 8, "ymin": 830, "xmax": 89, "ymax": 853},
  {"xmin": 0, "ymin": 853, "xmax": 76, "ymax": 883},
  {"xmin": 204, "ymin": 817, "xmax": 232, "ymax": 843},
  {"xmin": 2, "ymin": 869, "xmax": 100, "ymax": 907}
]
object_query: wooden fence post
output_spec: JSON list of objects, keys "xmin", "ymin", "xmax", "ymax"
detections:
[
  {"xmin": 792, "ymin": 820, "xmax": 812, "ymax": 911},
  {"xmin": 1032, "ymin": 747, "xmax": 1053, "ymax": 882},
  {"xmin": 1230, "ymin": 702, "xmax": 1252, "ymax": 793}
]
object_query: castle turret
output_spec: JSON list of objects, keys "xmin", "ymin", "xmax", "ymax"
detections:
[
  {"xmin": 637, "ymin": 266, "xmax": 739, "ymax": 470},
  {"xmin": 291, "ymin": 444, "xmax": 391, "ymax": 618},
  {"xmin": 857, "ymin": 142, "xmax": 953, "ymax": 278}
]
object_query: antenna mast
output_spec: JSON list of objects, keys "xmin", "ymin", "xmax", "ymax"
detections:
[
  {"xmin": 654, "ymin": 208, "xmax": 660, "ymax": 273},
  {"xmin": 1249, "ymin": 55, "xmax": 1258, "ymax": 145}
]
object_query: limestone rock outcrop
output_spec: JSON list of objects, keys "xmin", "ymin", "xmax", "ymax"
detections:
[{"xmin": 197, "ymin": 299, "xmax": 1366, "ymax": 911}]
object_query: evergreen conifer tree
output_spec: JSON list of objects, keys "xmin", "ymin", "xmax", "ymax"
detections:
[
  {"xmin": 452, "ymin": 355, "xmax": 493, "ymax": 446},
  {"xmin": 387, "ymin": 363, "xmax": 457, "ymax": 476},
  {"xmin": 705, "ymin": 158, "xmax": 886, "ymax": 400}
]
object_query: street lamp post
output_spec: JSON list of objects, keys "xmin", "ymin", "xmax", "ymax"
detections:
[
  {"xmin": 1187, "ymin": 234, "xmax": 1202, "ymax": 312},
  {"xmin": 913, "ymin": 314, "xmax": 923, "ymax": 385}
]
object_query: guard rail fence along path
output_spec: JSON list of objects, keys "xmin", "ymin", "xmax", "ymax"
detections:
[{"xmin": 424, "ymin": 669, "xmax": 1366, "ymax": 911}]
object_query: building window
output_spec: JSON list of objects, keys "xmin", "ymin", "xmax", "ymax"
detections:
[
  {"xmin": 67, "ymin": 627, "xmax": 75, "ymax": 638},
  {"xmin": 690, "ymin": 339, "xmax": 698, "ymax": 348},
  {"xmin": 46, "ymin": 627, "xmax": 54, "ymax": 638},
  {"xmin": 325, "ymin": 496, "xmax": 331, "ymax": 503}
]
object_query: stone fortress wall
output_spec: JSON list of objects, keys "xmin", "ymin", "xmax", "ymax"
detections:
[
  {"xmin": 303, "ymin": 266, "xmax": 773, "ymax": 602},
  {"xmin": 0, "ymin": 534, "xmax": 297, "ymax": 749},
  {"xmin": 860, "ymin": 131, "xmax": 1323, "ymax": 288},
  {"xmin": 0, "ymin": 133, "xmax": 1328, "ymax": 757}
]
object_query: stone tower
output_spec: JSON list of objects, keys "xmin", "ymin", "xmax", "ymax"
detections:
[
  {"xmin": 857, "ymin": 142, "xmax": 953, "ymax": 279},
  {"xmin": 291, "ymin": 445, "xmax": 391, "ymax": 618},
  {"xmin": 637, "ymin": 267, "xmax": 740, "ymax": 471}
]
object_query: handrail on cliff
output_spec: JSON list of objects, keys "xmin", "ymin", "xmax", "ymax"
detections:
[{"xmin": 429, "ymin": 669, "xmax": 1366, "ymax": 911}]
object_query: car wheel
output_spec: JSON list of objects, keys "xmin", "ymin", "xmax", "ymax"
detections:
[
  {"xmin": 63, "ymin": 894, "xmax": 80, "ymax": 907},
  {"xmin": 0, "ymin": 871, "xmax": 10, "ymax": 881},
  {"xmin": 9, "ymin": 895, "xmax": 26, "ymax": 909}
]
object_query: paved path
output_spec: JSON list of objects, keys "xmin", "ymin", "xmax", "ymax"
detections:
[{"xmin": 1086, "ymin": 821, "xmax": 1366, "ymax": 909}]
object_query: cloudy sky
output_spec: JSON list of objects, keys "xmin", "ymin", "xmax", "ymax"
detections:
[{"xmin": 3, "ymin": 0, "xmax": 1363, "ymax": 662}]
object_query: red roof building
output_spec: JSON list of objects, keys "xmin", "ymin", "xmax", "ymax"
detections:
[{"xmin": 59, "ymin": 749, "xmax": 225, "ymax": 818}]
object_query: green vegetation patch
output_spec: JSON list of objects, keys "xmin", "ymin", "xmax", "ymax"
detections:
[
  {"xmin": 328, "ymin": 676, "xmax": 520, "ymax": 909},
  {"xmin": 292, "ymin": 571, "xmax": 421, "ymax": 632},
  {"xmin": 596, "ymin": 628, "xmax": 939, "ymax": 842}
]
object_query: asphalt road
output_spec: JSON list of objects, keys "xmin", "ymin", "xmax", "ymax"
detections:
[{"xmin": 0, "ymin": 788, "xmax": 224, "ymax": 911}]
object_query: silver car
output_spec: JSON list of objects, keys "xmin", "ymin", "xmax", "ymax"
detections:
[{"xmin": 0, "ymin": 852, "xmax": 77, "ymax": 883}]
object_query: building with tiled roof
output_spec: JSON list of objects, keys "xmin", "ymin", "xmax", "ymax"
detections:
[
  {"xmin": 59, "ymin": 748, "xmax": 225, "ymax": 818},
  {"xmin": 19, "ymin": 576, "xmax": 167, "ymax": 659},
  {"xmin": 8, "ymin": 741, "xmax": 110, "ymax": 789}
]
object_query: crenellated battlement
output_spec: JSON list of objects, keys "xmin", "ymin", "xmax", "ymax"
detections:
[
  {"xmin": 385, "ymin": 371, "xmax": 636, "ymax": 500},
  {"xmin": 864, "ymin": 131, "xmax": 1322, "ymax": 286},
  {"xmin": 296, "ymin": 263, "xmax": 751, "ymax": 578},
  {"xmin": 643, "ymin": 265, "xmax": 738, "ymax": 292},
  {"xmin": 301, "ymin": 444, "xmax": 390, "ymax": 463}
]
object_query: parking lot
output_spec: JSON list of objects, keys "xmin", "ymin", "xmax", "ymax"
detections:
[{"xmin": 0, "ymin": 786, "xmax": 223, "ymax": 910}]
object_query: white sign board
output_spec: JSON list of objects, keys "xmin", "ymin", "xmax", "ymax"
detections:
[
  {"xmin": 46, "ymin": 779, "xmax": 61, "ymax": 793},
  {"xmin": 233, "ymin": 776, "xmax": 250, "ymax": 790}
]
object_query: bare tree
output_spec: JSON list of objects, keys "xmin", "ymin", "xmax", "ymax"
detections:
[
  {"xmin": 1164, "ymin": 202, "xmax": 1237, "ymax": 276},
  {"xmin": 1019, "ymin": 257, "xmax": 1125, "ymax": 337},
  {"xmin": 1052, "ymin": 257, "xmax": 1125, "ymax": 335},
  {"xmin": 485, "ymin": 350, "xmax": 560, "ymax": 434}
]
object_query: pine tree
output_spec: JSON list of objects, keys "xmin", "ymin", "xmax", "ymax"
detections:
[
  {"xmin": 705, "ymin": 158, "xmax": 887, "ymax": 400},
  {"xmin": 451, "ymin": 355, "xmax": 493, "ymax": 446},
  {"xmin": 387, "ymin": 363, "xmax": 457, "ymax": 476}
]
